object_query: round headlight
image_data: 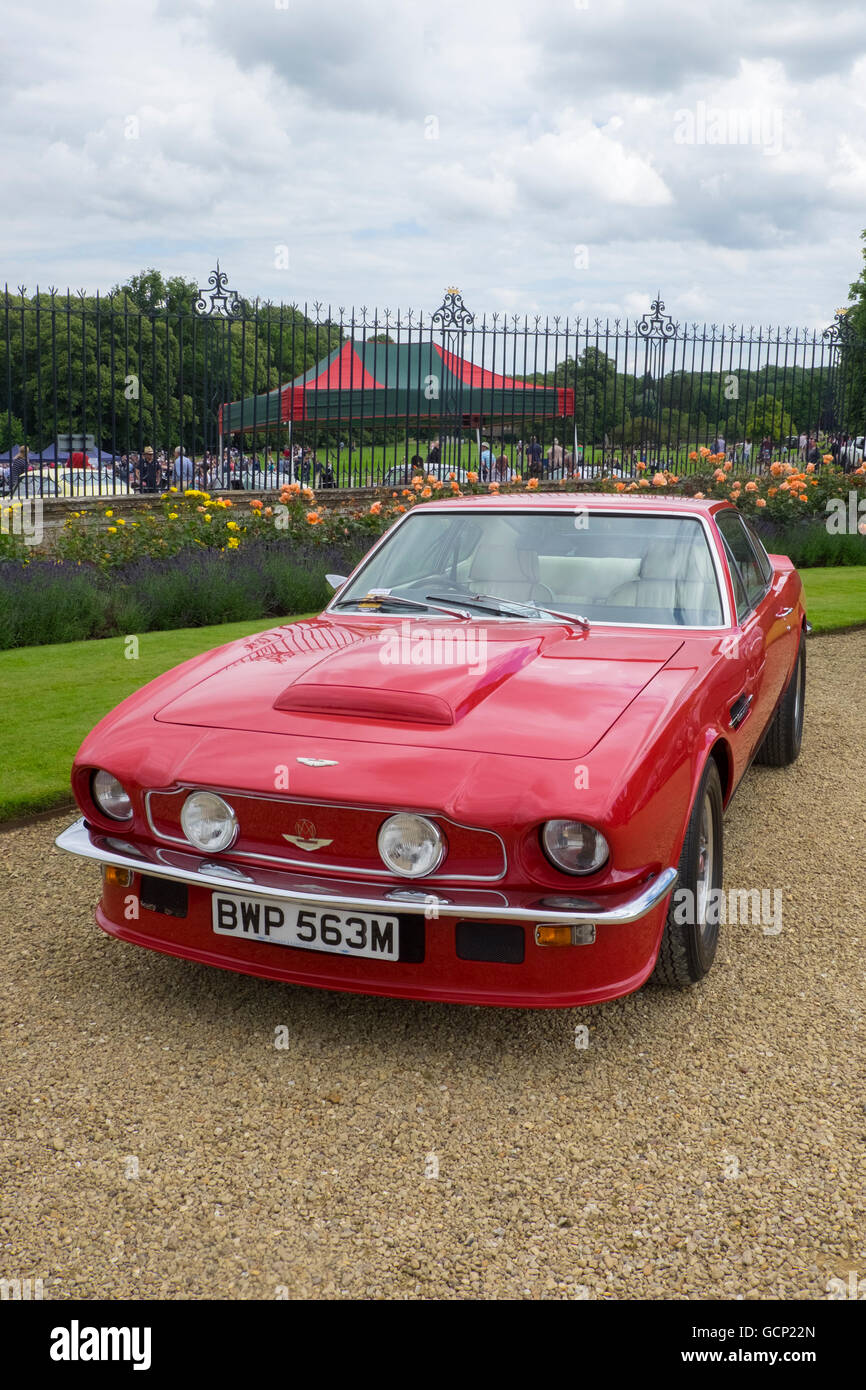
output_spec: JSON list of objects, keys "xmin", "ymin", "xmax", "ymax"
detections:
[
  {"xmin": 541, "ymin": 820, "xmax": 609, "ymax": 875},
  {"xmin": 92, "ymin": 769, "xmax": 133, "ymax": 821},
  {"xmin": 180, "ymin": 791, "xmax": 238, "ymax": 853},
  {"xmin": 378, "ymin": 814, "xmax": 445, "ymax": 878}
]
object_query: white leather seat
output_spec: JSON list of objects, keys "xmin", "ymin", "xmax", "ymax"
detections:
[
  {"xmin": 467, "ymin": 544, "xmax": 548, "ymax": 603},
  {"xmin": 608, "ymin": 538, "xmax": 720, "ymax": 621}
]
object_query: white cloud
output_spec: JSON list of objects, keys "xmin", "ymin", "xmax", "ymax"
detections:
[{"xmin": 0, "ymin": 0, "xmax": 864, "ymax": 330}]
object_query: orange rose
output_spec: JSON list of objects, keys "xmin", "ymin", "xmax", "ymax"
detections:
[
  {"xmin": 652, "ymin": 472, "xmax": 667, "ymax": 486},
  {"xmin": 745, "ymin": 481, "xmax": 758, "ymax": 492},
  {"xmin": 369, "ymin": 501, "xmax": 382, "ymax": 514},
  {"xmin": 756, "ymin": 498, "xmax": 767, "ymax": 508},
  {"xmin": 615, "ymin": 481, "xmax": 626, "ymax": 492},
  {"xmin": 768, "ymin": 487, "xmax": 778, "ymax": 497},
  {"xmin": 694, "ymin": 491, "xmax": 705, "ymax": 499},
  {"xmin": 421, "ymin": 486, "xmax": 432, "ymax": 498},
  {"xmin": 306, "ymin": 511, "xmax": 321, "ymax": 524}
]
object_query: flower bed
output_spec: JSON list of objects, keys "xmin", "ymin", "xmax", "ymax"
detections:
[
  {"xmin": 39, "ymin": 459, "xmax": 866, "ymax": 570},
  {"xmin": 3, "ymin": 462, "xmax": 865, "ymax": 649}
]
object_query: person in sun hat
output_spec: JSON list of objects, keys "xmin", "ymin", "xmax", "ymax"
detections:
[{"xmin": 140, "ymin": 445, "xmax": 157, "ymax": 492}]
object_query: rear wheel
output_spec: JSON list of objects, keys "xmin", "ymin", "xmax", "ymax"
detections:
[
  {"xmin": 651, "ymin": 758, "xmax": 724, "ymax": 989},
  {"xmin": 754, "ymin": 633, "xmax": 805, "ymax": 767}
]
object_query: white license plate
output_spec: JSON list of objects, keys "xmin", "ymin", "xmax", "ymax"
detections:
[{"xmin": 211, "ymin": 893, "xmax": 400, "ymax": 961}]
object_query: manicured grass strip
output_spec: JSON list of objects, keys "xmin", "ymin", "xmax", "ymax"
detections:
[
  {"xmin": 800, "ymin": 566, "xmax": 866, "ymax": 632},
  {"xmin": 1, "ymin": 567, "xmax": 864, "ymax": 824},
  {"xmin": 0, "ymin": 615, "xmax": 315, "ymax": 823}
]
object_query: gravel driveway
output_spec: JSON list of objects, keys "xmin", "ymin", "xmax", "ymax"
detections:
[{"xmin": 1, "ymin": 630, "xmax": 864, "ymax": 1301}]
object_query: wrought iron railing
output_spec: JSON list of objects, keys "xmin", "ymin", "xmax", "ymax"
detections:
[{"xmin": 2, "ymin": 272, "xmax": 864, "ymax": 498}]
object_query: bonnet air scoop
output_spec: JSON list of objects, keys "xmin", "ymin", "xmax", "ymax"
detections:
[{"xmin": 273, "ymin": 685, "xmax": 454, "ymax": 725}]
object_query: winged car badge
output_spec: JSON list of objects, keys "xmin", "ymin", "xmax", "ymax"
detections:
[{"xmin": 283, "ymin": 818, "xmax": 333, "ymax": 852}]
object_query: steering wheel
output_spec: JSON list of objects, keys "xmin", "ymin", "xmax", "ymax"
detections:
[{"xmin": 531, "ymin": 583, "xmax": 556, "ymax": 605}]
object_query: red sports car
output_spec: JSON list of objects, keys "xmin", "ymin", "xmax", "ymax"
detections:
[{"xmin": 56, "ymin": 494, "xmax": 806, "ymax": 1007}]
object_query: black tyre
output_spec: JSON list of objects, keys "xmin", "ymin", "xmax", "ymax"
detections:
[
  {"xmin": 651, "ymin": 758, "xmax": 724, "ymax": 989},
  {"xmin": 754, "ymin": 633, "xmax": 805, "ymax": 768}
]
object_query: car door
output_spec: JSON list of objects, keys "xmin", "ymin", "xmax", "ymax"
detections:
[{"xmin": 715, "ymin": 509, "xmax": 787, "ymax": 756}]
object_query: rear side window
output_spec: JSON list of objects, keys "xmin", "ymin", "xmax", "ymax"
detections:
[
  {"xmin": 743, "ymin": 518, "xmax": 774, "ymax": 586},
  {"xmin": 716, "ymin": 510, "xmax": 768, "ymax": 617}
]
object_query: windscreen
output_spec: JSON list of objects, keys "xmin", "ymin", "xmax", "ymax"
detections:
[{"xmin": 336, "ymin": 509, "xmax": 724, "ymax": 627}]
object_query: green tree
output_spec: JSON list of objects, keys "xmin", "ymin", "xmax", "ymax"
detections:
[
  {"xmin": 745, "ymin": 394, "xmax": 795, "ymax": 443},
  {"xmin": 0, "ymin": 412, "xmax": 25, "ymax": 453},
  {"xmin": 0, "ymin": 273, "xmax": 342, "ymax": 457}
]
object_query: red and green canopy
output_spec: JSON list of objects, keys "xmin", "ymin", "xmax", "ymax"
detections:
[{"xmin": 219, "ymin": 340, "xmax": 573, "ymax": 433}]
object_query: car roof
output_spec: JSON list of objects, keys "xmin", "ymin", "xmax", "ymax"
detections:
[{"xmin": 420, "ymin": 491, "xmax": 730, "ymax": 515}]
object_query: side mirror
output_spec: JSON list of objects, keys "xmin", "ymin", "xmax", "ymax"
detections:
[{"xmin": 326, "ymin": 574, "xmax": 347, "ymax": 591}]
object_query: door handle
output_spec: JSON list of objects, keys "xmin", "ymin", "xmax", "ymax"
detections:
[
  {"xmin": 776, "ymin": 606, "xmax": 794, "ymax": 618},
  {"xmin": 729, "ymin": 693, "xmax": 753, "ymax": 730}
]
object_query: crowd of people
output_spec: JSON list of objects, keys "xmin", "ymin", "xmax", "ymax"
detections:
[{"xmin": 3, "ymin": 429, "xmax": 863, "ymax": 498}]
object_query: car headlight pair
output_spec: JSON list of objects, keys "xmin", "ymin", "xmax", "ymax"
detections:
[
  {"xmin": 377, "ymin": 815, "xmax": 608, "ymax": 879},
  {"xmin": 91, "ymin": 774, "xmax": 238, "ymax": 854}
]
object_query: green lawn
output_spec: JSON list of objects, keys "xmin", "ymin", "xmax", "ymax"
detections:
[
  {"xmin": 799, "ymin": 566, "xmax": 866, "ymax": 633},
  {"xmin": 1, "ymin": 567, "xmax": 864, "ymax": 825},
  {"xmin": 0, "ymin": 615, "xmax": 314, "ymax": 823}
]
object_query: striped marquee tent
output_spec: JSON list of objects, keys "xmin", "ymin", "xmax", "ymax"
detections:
[{"xmin": 219, "ymin": 339, "xmax": 574, "ymax": 435}]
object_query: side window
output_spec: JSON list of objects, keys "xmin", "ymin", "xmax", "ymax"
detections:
[
  {"xmin": 719, "ymin": 535, "xmax": 750, "ymax": 620},
  {"xmin": 716, "ymin": 511, "xmax": 768, "ymax": 616},
  {"xmin": 742, "ymin": 518, "xmax": 774, "ymax": 586}
]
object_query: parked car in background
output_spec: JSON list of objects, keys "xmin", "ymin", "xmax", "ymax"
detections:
[
  {"xmin": 58, "ymin": 468, "xmax": 133, "ymax": 498},
  {"xmin": 10, "ymin": 468, "xmax": 61, "ymax": 498},
  {"xmin": 57, "ymin": 495, "xmax": 806, "ymax": 1009}
]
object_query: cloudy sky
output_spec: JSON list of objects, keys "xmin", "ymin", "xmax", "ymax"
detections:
[{"xmin": 3, "ymin": 0, "xmax": 866, "ymax": 329}]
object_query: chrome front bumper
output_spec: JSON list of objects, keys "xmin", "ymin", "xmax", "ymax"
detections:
[{"xmin": 55, "ymin": 818, "xmax": 678, "ymax": 928}]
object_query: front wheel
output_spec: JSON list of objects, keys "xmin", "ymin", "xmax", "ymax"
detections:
[
  {"xmin": 754, "ymin": 633, "xmax": 805, "ymax": 767},
  {"xmin": 651, "ymin": 758, "xmax": 724, "ymax": 989}
]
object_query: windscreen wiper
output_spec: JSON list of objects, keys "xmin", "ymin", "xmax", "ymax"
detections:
[
  {"xmin": 427, "ymin": 592, "xmax": 590, "ymax": 628},
  {"xmin": 333, "ymin": 592, "xmax": 471, "ymax": 619}
]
